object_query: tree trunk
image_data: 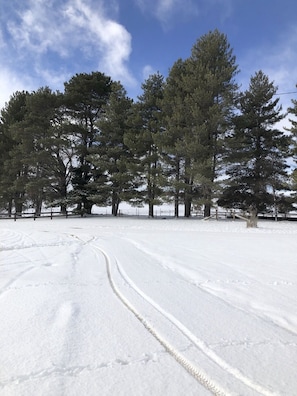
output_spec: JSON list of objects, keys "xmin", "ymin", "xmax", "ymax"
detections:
[
  {"xmin": 247, "ymin": 209, "xmax": 258, "ymax": 228},
  {"xmin": 149, "ymin": 202, "xmax": 154, "ymax": 218},
  {"xmin": 60, "ymin": 203, "xmax": 67, "ymax": 215},
  {"xmin": 184, "ymin": 197, "xmax": 191, "ymax": 217},
  {"xmin": 8, "ymin": 199, "xmax": 13, "ymax": 217},
  {"xmin": 15, "ymin": 194, "xmax": 23, "ymax": 215},
  {"xmin": 174, "ymin": 195, "xmax": 179, "ymax": 217},
  {"xmin": 174, "ymin": 159, "xmax": 180, "ymax": 218},
  {"xmin": 35, "ymin": 196, "xmax": 42, "ymax": 216},
  {"xmin": 112, "ymin": 200, "xmax": 120, "ymax": 216},
  {"xmin": 204, "ymin": 203, "xmax": 211, "ymax": 218},
  {"xmin": 184, "ymin": 173, "xmax": 192, "ymax": 218},
  {"xmin": 84, "ymin": 200, "xmax": 93, "ymax": 215}
]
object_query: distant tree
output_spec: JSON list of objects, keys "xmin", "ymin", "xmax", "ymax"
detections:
[
  {"xmin": 287, "ymin": 86, "xmax": 297, "ymax": 160},
  {"xmin": 63, "ymin": 72, "xmax": 112, "ymax": 214},
  {"xmin": 161, "ymin": 58, "xmax": 195, "ymax": 217},
  {"xmin": 218, "ymin": 71, "xmax": 290, "ymax": 227},
  {"xmin": 5, "ymin": 88, "xmax": 70, "ymax": 215},
  {"xmin": 125, "ymin": 73, "xmax": 165, "ymax": 217},
  {"xmin": 287, "ymin": 86, "xmax": 297, "ymax": 206},
  {"xmin": 0, "ymin": 91, "xmax": 29, "ymax": 214},
  {"xmin": 43, "ymin": 95, "xmax": 76, "ymax": 214},
  {"xmin": 183, "ymin": 29, "xmax": 239, "ymax": 217},
  {"xmin": 87, "ymin": 82, "xmax": 134, "ymax": 216}
]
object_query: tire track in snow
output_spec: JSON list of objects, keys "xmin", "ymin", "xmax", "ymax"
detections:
[
  {"xmin": 126, "ymin": 237, "xmax": 297, "ymax": 338},
  {"xmin": 91, "ymin": 244, "xmax": 228, "ymax": 396},
  {"xmin": 114, "ymin": 256, "xmax": 278, "ymax": 396},
  {"xmin": 89, "ymin": 240, "xmax": 278, "ymax": 396},
  {"xmin": 66, "ymin": 234, "xmax": 277, "ymax": 395}
]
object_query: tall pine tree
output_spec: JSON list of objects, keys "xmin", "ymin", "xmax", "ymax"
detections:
[
  {"xmin": 161, "ymin": 58, "xmax": 195, "ymax": 217},
  {"xmin": 125, "ymin": 73, "xmax": 165, "ymax": 217},
  {"xmin": 63, "ymin": 72, "xmax": 112, "ymax": 214},
  {"xmin": 0, "ymin": 91, "xmax": 29, "ymax": 214},
  {"xmin": 87, "ymin": 82, "xmax": 134, "ymax": 216},
  {"xmin": 218, "ymin": 70, "xmax": 290, "ymax": 226},
  {"xmin": 184, "ymin": 29, "xmax": 238, "ymax": 217}
]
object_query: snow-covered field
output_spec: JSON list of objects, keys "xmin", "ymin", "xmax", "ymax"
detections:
[{"xmin": 1, "ymin": 216, "xmax": 297, "ymax": 396}]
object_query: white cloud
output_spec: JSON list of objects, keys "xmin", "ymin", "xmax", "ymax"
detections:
[
  {"xmin": 142, "ymin": 65, "xmax": 157, "ymax": 80},
  {"xmin": 239, "ymin": 26, "xmax": 297, "ymax": 96},
  {"xmin": 1, "ymin": 0, "xmax": 136, "ymax": 108},
  {"xmin": 135, "ymin": 0, "xmax": 235, "ymax": 28},
  {"xmin": 238, "ymin": 25, "xmax": 297, "ymax": 131},
  {"xmin": 135, "ymin": 0, "xmax": 199, "ymax": 27},
  {"xmin": 65, "ymin": 0, "xmax": 136, "ymax": 86},
  {"xmin": 0, "ymin": 69, "xmax": 32, "ymax": 109}
]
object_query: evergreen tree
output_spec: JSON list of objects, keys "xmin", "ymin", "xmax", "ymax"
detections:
[
  {"xmin": 218, "ymin": 70, "xmax": 290, "ymax": 226},
  {"xmin": 5, "ymin": 88, "xmax": 68, "ymax": 214},
  {"xmin": 0, "ymin": 91, "xmax": 29, "ymax": 214},
  {"xmin": 87, "ymin": 82, "xmax": 134, "ymax": 216},
  {"xmin": 63, "ymin": 72, "xmax": 112, "ymax": 214},
  {"xmin": 287, "ymin": 87, "xmax": 297, "ymax": 160},
  {"xmin": 43, "ymin": 94, "xmax": 76, "ymax": 214},
  {"xmin": 184, "ymin": 29, "xmax": 238, "ymax": 217},
  {"xmin": 125, "ymin": 73, "xmax": 165, "ymax": 217},
  {"xmin": 287, "ymin": 86, "xmax": 297, "ymax": 209},
  {"xmin": 161, "ymin": 59, "xmax": 195, "ymax": 217}
]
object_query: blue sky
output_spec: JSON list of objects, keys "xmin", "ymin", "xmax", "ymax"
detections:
[{"xmin": 1, "ymin": 0, "xmax": 297, "ymax": 124}]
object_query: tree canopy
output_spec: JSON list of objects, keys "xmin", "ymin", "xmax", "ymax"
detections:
[{"xmin": 0, "ymin": 30, "xmax": 296, "ymax": 222}]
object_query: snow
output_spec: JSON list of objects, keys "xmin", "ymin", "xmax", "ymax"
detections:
[{"xmin": 1, "ymin": 216, "xmax": 297, "ymax": 396}]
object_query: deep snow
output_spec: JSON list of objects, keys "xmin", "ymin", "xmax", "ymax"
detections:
[{"xmin": 0, "ymin": 216, "xmax": 297, "ymax": 395}]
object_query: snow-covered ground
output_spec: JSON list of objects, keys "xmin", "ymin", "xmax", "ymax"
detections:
[{"xmin": 1, "ymin": 216, "xmax": 297, "ymax": 396}]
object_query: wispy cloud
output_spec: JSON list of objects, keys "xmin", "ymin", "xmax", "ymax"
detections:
[
  {"xmin": 239, "ymin": 25, "xmax": 297, "ymax": 103},
  {"xmin": 0, "ymin": 0, "xmax": 136, "ymax": 108},
  {"xmin": 134, "ymin": 0, "xmax": 236, "ymax": 28},
  {"xmin": 238, "ymin": 24, "xmax": 297, "ymax": 130},
  {"xmin": 135, "ymin": 0, "xmax": 199, "ymax": 28},
  {"xmin": 0, "ymin": 69, "xmax": 33, "ymax": 109},
  {"xmin": 142, "ymin": 65, "xmax": 157, "ymax": 80},
  {"xmin": 63, "ymin": 0, "xmax": 136, "ymax": 85}
]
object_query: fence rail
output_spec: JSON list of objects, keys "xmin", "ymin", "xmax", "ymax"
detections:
[
  {"xmin": 0, "ymin": 209, "xmax": 297, "ymax": 221},
  {"xmin": 0, "ymin": 210, "xmax": 86, "ymax": 221}
]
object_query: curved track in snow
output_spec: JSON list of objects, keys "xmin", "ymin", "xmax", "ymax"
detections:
[
  {"xmin": 90, "ymin": 239, "xmax": 277, "ymax": 396},
  {"xmin": 2, "ymin": 218, "xmax": 297, "ymax": 395},
  {"xmin": 92, "ymin": 244, "xmax": 227, "ymax": 396}
]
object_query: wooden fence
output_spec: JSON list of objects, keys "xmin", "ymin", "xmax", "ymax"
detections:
[{"xmin": 0, "ymin": 210, "xmax": 86, "ymax": 221}]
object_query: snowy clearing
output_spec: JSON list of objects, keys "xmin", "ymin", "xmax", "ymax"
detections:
[{"xmin": 0, "ymin": 217, "xmax": 297, "ymax": 396}]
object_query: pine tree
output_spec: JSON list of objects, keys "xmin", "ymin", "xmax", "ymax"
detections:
[
  {"xmin": 125, "ymin": 73, "xmax": 165, "ymax": 217},
  {"xmin": 218, "ymin": 70, "xmax": 290, "ymax": 226},
  {"xmin": 87, "ymin": 82, "xmax": 134, "ymax": 216},
  {"xmin": 287, "ymin": 86, "xmax": 297, "ymax": 209},
  {"xmin": 63, "ymin": 72, "xmax": 112, "ymax": 214},
  {"xmin": 4, "ymin": 88, "xmax": 68, "ymax": 214},
  {"xmin": 161, "ymin": 59, "xmax": 195, "ymax": 217},
  {"xmin": 0, "ymin": 91, "xmax": 29, "ymax": 214},
  {"xmin": 287, "ymin": 87, "xmax": 297, "ymax": 163},
  {"xmin": 184, "ymin": 29, "xmax": 238, "ymax": 217}
]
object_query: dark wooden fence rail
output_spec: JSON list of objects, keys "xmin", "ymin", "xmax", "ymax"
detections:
[
  {"xmin": 0, "ymin": 209, "xmax": 296, "ymax": 221},
  {"xmin": 0, "ymin": 209, "xmax": 87, "ymax": 221}
]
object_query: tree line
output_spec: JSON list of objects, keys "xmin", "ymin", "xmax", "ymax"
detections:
[{"xmin": 1, "ymin": 29, "xmax": 297, "ymax": 220}]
